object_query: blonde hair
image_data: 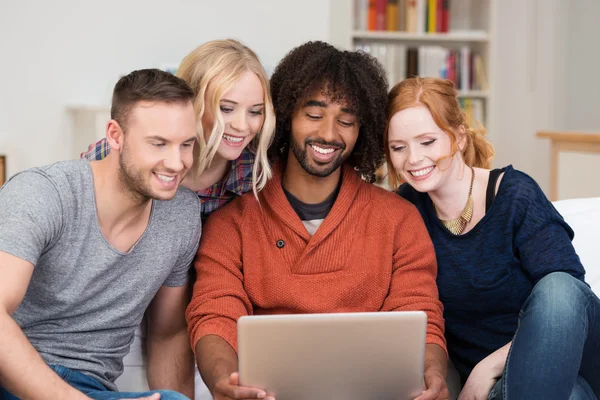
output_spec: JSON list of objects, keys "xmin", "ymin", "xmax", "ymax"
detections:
[
  {"xmin": 176, "ymin": 39, "xmax": 275, "ymax": 195},
  {"xmin": 384, "ymin": 77, "xmax": 495, "ymax": 190}
]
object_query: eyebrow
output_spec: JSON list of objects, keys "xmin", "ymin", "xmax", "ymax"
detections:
[
  {"xmin": 414, "ymin": 132, "xmax": 438, "ymax": 138},
  {"xmin": 147, "ymin": 135, "xmax": 197, "ymax": 143},
  {"xmin": 303, "ymin": 100, "xmax": 356, "ymax": 115},
  {"xmin": 388, "ymin": 132, "xmax": 438, "ymax": 144},
  {"xmin": 221, "ymin": 99, "xmax": 265, "ymax": 107}
]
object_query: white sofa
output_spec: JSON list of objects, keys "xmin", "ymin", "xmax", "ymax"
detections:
[
  {"xmin": 554, "ymin": 197, "xmax": 600, "ymax": 295},
  {"xmin": 117, "ymin": 197, "xmax": 600, "ymax": 400}
]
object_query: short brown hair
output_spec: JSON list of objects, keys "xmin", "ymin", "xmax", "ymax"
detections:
[{"xmin": 111, "ymin": 68, "xmax": 194, "ymax": 132}]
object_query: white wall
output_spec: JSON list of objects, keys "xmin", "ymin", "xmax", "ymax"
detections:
[
  {"xmin": 492, "ymin": 0, "xmax": 569, "ymax": 194},
  {"xmin": 0, "ymin": 0, "xmax": 331, "ymax": 178},
  {"xmin": 493, "ymin": 0, "xmax": 599, "ymax": 194},
  {"xmin": 565, "ymin": 0, "xmax": 600, "ymax": 131}
]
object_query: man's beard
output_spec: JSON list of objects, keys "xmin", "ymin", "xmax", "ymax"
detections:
[
  {"xmin": 290, "ymin": 136, "xmax": 347, "ymax": 178},
  {"xmin": 118, "ymin": 142, "xmax": 155, "ymax": 204}
]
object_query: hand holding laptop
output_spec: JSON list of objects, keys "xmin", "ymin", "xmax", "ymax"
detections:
[
  {"xmin": 212, "ymin": 372, "xmax": 274, "ymax": 400},
  {"xmin": 415, "ymin": 344, "xmax": 450, "ymax": 400}
]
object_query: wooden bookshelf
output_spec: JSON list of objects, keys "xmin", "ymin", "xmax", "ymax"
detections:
[
  {"xmin": 352, "ymin": 30, "xmax": 490, "ymax": 42},
  {"xmin": 329, "ymin": 0, "xmax": 494, "ymax": 133}
]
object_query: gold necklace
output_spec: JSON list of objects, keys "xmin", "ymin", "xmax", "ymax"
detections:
[{"xmin": 436, "ymin": 165, "xmax": 475, "ymax": 235}]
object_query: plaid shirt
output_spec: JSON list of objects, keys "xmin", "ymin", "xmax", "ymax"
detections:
[{"xmin": 81, "ymin": 139, "xmax": 255, "ymax": 221}]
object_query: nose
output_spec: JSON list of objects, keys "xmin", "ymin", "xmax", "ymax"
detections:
[
  {"xmin": 407, "ymin": 147, "xmax": 423, "ymax": 165},
  {"xmin": 230, "ymin": 111, "xmax": 249, "ymax": 133},
  {"xmin": 163, "ymin": 147, "xmax": 184, "ymax": 172},
  {"xmin": 319, "ymin": 117, "xmax": 339, "ymax": 143}
]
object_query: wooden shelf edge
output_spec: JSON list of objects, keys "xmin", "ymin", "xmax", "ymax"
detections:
[
  {"xmin": 537, "ymin": 131, "xmax": 600, "ymax": 144},
  {"xmin": 352, "ymin": 31, "xmax": 489, "ymax": 42}
]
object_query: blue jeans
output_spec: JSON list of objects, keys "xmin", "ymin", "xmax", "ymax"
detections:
[
  {"xmin": 0, "ymin": 365, "xmax": 189, "ymax": 400},
  {"xmin": 488, "ymin": 272, "xmax": 600, "ymax": 400}
]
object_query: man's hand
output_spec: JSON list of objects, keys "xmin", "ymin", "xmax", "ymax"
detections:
[
  {"xmin": 414, "ymin": 344, "xmax": 449, "ymax": 400},
  {"xmin": 415, "ymin": 369, "xmax": 449, "ymax": 400},
  {"xmin": 457, "ymin": 362, "xmax": 499, "ymax": 400},
  {"xmin": 212, "ymin": 372, "xmax": 274, "ymax": 400}
]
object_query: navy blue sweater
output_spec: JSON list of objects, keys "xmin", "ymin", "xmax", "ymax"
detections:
[{"xmin": 398, "ymin": 165, "xmax": 586, "ymax": 382}]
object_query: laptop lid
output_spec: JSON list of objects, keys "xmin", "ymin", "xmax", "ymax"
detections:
[{"xmin": 238, "ymin": 311, "xmax": 427, "ymax": 400}]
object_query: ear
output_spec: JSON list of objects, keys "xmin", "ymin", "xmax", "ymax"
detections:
[
  {"xmin": 105, "ymin": 120, "xmax": 124, "ymax": 151},
  {"xmin": 457, "ymin": 125, "xmax": 468, "ymax": 151}
]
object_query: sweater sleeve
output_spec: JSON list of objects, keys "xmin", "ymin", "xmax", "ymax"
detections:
[
  {"xmin": 511, "ymin": 172, "xmax": 586, "ymax": 285},
  {"xmin": 382, "ymin": 201, "xmax": 447, "ymax": 355},
  {"xmin": 185, "ymin": 204, "xmax": 253, "ymax": 354}
]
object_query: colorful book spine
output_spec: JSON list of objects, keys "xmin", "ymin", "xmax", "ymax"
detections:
[
  {"xmin": 376, "ymin": 0, "xmax": 387, "ymax": 30},
  {"xmin": 405, "ymin": 0, "xmax": 417, "ymax": 32},
  {"xmin": 386, "ymin": 0, "xmax": 398, "ymax": 31},
  {"xmin": 427, "ymin": 0, "xmax": 437, "ymax": 33},
  {"xmin": 416, "ymin": 0, "xmax": 426, "ymax": 34},
  {"xmin": 440, "ymin": 0, "xmax": 449, "ymax": 32},
  {"xmin": 406, "ymin": 48, "xmax": 419, "ymax": 77},
  {"xmin": 397, "ymin": 0, "xmax": 406, "ymax": 31},
  {"xmin": 368, "ymin": 0, "xmax": 377, "ymax": 31}
]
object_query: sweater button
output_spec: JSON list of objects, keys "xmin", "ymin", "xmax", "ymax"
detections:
[{"xmin": 276, "ymin": 239, "xmax": 285, "ymax": 248}]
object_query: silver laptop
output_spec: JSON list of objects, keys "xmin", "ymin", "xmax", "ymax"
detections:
[{"xmin": 238, "ymin": 311, "xmax": 427, "ymax": 400}]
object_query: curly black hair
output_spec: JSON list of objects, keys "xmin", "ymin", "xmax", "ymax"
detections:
[{"xmin": 268, "ymin": 41, "xmax": 389, "ymax": 183}]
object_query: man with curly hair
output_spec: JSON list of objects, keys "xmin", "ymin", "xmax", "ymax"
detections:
[{"xmin": 186, "ymin": 41, "xmax": 448, "ymax": 400}]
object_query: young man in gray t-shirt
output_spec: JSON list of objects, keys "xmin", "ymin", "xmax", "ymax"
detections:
[{"xmin": 0, "ymin": 69, "xmax": 202, "ymax": 400}]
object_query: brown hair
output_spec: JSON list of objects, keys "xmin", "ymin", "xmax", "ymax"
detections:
[
  {"xmin": 111, "ymin": 68, "xmax": 194, "ymax": 132},
  {"xmin": 384, "ymin": 77, "xmax": 494, "ymax": 189}
]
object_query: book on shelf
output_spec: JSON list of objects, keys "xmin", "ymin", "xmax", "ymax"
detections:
[
  {"xmin": 357, "ymin": 0, "xmax": 453, "ymax": 33},
  {"xmin": 354, "ymin": 42, "xmax": 487, "ymax": 126},
  {"xmin": 355, "ymin": 42, "xmax": 489, "ymax": 92},
  {"xmin": 461, "ymin": 98, "xmax": 485, "ymax": 130}
]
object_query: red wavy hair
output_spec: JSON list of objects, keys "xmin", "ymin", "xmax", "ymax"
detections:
[{"xmin": 384, "ymin": 77, "xmax": 495, "ymax": 189}]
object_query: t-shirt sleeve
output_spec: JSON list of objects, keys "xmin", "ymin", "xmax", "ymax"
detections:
[
  {"xmin": 512, "ymin": 172, "xmax": 586, "ymax": 284},
  {"xmin": 0, "ymin": 171, "xmax": 64, "ymax": 265},
  {"xmin": 162, "ymin": 196, "xmax": 202, "ymax": 287}
]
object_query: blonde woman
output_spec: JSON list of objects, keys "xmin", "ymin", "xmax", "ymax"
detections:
[{"xmin": 83, "ymin": 39, "xmax": 275, "ymax": 220}]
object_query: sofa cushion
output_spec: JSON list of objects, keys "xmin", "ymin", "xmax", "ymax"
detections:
[{"xmin": 553, "ymin": 197, "xmax": 600, "ymax": 295}]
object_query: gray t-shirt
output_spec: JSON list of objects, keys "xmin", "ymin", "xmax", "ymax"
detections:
[{"xmin": 0, "ymin": 160, "xmax": 202, "ymax": 390}]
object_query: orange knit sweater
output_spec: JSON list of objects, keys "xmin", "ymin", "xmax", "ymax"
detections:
[{"xmin": 186, "ymin": 164, "xmax": 446, "ymax": 354}]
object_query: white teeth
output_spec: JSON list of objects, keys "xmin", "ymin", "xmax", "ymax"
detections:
[
  {"xmin": 223, "ymin": 134, "xmax": 243, "ymax": 143},
  {"xmin": 410, "ymin": 166, "xmax": 434, "ymax": 177},
  {"xmin": 157, "ymin": 174, "xmax": 175, "ymax": 182},
  {"xmin": 310, "ymin": 144, "xmax": 335, "ymax": 155}
]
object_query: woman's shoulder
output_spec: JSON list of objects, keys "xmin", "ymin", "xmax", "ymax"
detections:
[
  {"xmin": 496, "ymin": 165, "xmax": 547, "ymax": 203},
  {"xmin": 396, "ymin": 182, "xmax": 428, "ymax": 206}
]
